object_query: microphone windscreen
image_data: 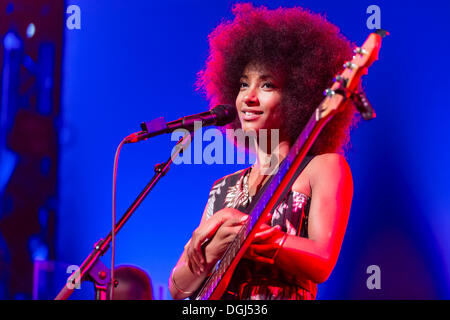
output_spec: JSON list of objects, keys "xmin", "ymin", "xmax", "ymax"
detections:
[{"xmin": 211, "ymin": 104, "xmax": 237, "ymax": 126}]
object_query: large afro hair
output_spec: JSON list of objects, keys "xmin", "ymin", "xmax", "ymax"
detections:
[{"xmin": 196, "ymin": 3, "xmax": 360, "ymax": 155}]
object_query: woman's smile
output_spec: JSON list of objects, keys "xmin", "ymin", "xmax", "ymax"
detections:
[{"xmin": 241, "ymin": 107, "xmax": 264, "ymax": 121}]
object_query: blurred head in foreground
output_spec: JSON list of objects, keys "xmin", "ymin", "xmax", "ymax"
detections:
[{"xmin": 108, "ymin": 265, "xmax": 153, "ymax": 300}]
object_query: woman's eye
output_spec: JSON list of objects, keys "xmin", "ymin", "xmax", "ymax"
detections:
[
  {"xmin": 239, "ymin": 82, "xmax": 276, "ymax": 90},
  {"xmin": 262, "ymin": 82, "xmax": 275, "ymax": 89}
]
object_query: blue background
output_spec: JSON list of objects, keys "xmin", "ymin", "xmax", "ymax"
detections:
[{"xmin": 57, "ymin": 0, "xmax": 450, "ymax": 299}]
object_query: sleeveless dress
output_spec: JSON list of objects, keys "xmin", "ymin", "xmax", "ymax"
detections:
[{"xmin": 203, "ymin": 162, "xmax": 318, "ymax": 300}]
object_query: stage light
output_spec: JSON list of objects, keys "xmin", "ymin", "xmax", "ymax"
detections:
[{"xmin": 26, "ymin": 23, "xmax": 36, "ymax": 38}]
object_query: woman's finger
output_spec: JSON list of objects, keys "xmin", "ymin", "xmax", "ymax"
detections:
[
  {"xmin": 221, "ymin": 214, "xmax": 249, "ymax": 227},
  {"xmin": 186, "ymin": 238, "xmax": 204, "ymax": 275},
  {"xmin": 193, "ymin": 235, "xmax": 206, "ymax": 267},
  {"xmin": 249, "ymin": 243, "xmax": 272, "ymax": 254},
  {"xmin": 249, "ymin": 255, "xmax": 275, "ymax": 265},
  {"xmin": 190, "ymin": 219, "xmax": 223, "ymax": 268},
  {"xmin": 185, "ymin": 246, "xmax": 198, "ymax": 274},
  {"xmin": 184, "ymin": 240, "xmax": 198, "ymax": 273},
  {"xmin": 253, "ymin": 225, "xmax": 281, "ymax": 242},
  {"xmin": 245, "ymin": 243, "xmax": 277, "ymax": 264}
]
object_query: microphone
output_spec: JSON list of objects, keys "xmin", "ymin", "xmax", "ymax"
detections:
[{"xmin": 125, "ymin": 104, "xmax": 237, "ymax": 143}]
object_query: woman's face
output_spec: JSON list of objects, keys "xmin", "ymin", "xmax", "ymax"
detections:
[{"xmin": 235, "ymin": 63, "xmax": 284, "ymax": 136}]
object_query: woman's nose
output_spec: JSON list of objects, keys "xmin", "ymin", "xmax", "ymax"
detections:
[{"xmin": 244, "ymin": 87, "xmax": 259, "ymax": 105}]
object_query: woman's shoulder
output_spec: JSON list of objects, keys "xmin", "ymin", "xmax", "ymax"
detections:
[
  {"xmin": 308, "ymin": 153, "xmax": 353, "ymax": 190},
  {"xmin": 309, "ymin": 153, "xmax": 350, "ymax": 170},
  {"xmin": 292, "ymin": 153, "xmax": 352, "ymax": 196}
]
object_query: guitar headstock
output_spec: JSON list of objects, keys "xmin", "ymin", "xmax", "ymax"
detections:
[{"xmin": 317, "ymin": 30, "xmax": 386, "ymax": 120}]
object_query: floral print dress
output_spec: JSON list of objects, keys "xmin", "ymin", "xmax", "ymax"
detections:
[{"xmin": 203, "ymin": 158, "xmax": 317, "ymax": 300}]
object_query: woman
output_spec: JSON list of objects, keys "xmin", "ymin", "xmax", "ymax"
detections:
[{"xmin": 169, "ymin": 3, "xmax": 357, "ymax": 300}]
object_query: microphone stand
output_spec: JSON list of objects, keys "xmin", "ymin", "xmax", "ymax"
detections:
[{"xmin": 55, "ymin": 131, "xmax": 194, "ymax": 300}]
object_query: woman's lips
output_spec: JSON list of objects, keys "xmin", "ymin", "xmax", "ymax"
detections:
[{"xmin": 241, "ymin": 110, "xmax": 263, "ymax": 121}]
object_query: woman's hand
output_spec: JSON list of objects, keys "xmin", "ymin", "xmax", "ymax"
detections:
[
  {"xmin": 203, "ymin": 213, "xmax": 249, "ymax": 266},
  {"xmin": 184, "ymin": 208, "xmax": 248, "ymax": 275},
  {"xmin": 244, "ymin": 223, "xmax": 287, "ymax": 264}
]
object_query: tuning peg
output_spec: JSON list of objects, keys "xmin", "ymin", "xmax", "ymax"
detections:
[
  {"xmin": 353, "ymin": 47, "xmax": 368, "ymax": 55},
  {"xmin": 343, "ymin": 61, "xmax": 357, "ymax": 70},
  {"xmin": 323, "ymin": 88, "xmax": 335, "ymax": 97},
  {"xmin": 334, "ymin": 75, "xmax": 348, "ymax": 85}
]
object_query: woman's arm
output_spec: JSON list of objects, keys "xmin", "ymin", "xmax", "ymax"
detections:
[
  {"xmin": 169, "ymin": 206, "xmax": 248, "ymax": 300},
  {"xmin": 246, "ymin": 153, "xmax": 353, "ymax": 284}
]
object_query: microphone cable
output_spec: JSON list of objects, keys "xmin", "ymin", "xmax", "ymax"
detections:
[{"xmin": 110, "ymin": 134, "xmax": 136, "ymax": 300}]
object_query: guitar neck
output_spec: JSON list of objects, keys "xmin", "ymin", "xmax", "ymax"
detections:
[{"xmin": 195, "ymin": 101, "xmax": 333, "ymax": 300}]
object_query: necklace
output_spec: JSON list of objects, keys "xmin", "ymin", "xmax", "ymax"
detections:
[{"xmin": 246, "ymin": 166, "xmax": 271, "ymax": 198}]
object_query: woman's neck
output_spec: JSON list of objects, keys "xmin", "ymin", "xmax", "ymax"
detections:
[{"xmin": 252, "ymin": 139, "xmax": 291, "ymax": 176}]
